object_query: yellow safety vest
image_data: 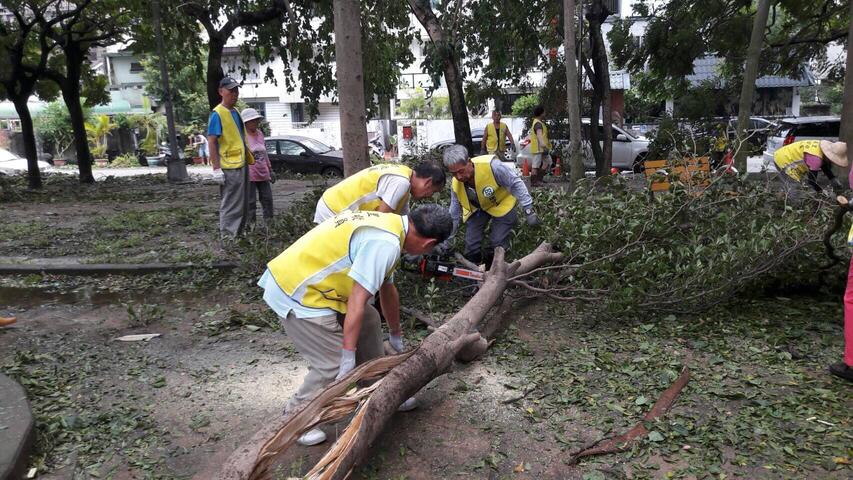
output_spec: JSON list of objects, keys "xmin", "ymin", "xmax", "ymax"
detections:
[
  {"xmin": 529, "ymin": 118, "xmax": 552, "ymax": 154},
  {"xmin": 485, "ymin": 122, "xmax": 508, "ymax": 152},
  {"xmin": 213, "ymin": 104, "xmax": 255, "ymax": 169},
  {"xmin": 773, "ymin": 140, "xmax": 823, "ymax": 182},
  {"xmin": 321, "ymin": 164, "xmax": 413, "ymax": 215},
  {"xmin": 267, "ymin": 211, "xmax": 405, "ymax": 313},
  {"xmin": 452, "ymin": 155, "xmax": 516, "ymax": 222}
]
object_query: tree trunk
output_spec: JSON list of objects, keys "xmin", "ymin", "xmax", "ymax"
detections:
[
  {"xmin": 152, "ymin": 0, "xmax": 189, "ymax": 183},
  {"xmin": 564, "ymin": 0, "xmax": 583, "ymax": 186},
  {"xmin": 207, "ymin": 36, "xmax": 227, "ymax": 110},
  {"xmin": 734, "ymin": 0, "xmax": 772, "ymax": 173},
  {"xmin": 216, "ymin": 244, "xmax": 563, "ymax": 479},
  {"xmin": 443, "ymin": 51, "xmax": 474, "ymax": 154},
  {"xmin": 334, "ymin": 0, "xmax": 371, "ymax": 176},
  {"xmin": 588, "ymin": 2, "xmax": 612, "ymax": 176},
  {"xmin": 838, "ymin": 0, "xmax": 853, "ymax": 150},
  {"xmin": 408, "ymin": 0, "xmax": 473, "ymax": 155},
  {"xmin": 11, "ymin": 96, "xmax": 42, "ymax": 190},
  {"xmin": 60, "ymin": 53, "xmax": 94, "ymax": 184}
]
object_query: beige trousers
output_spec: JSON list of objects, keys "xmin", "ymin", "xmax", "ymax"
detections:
[{"xmin": 281, "ymin": 305, "xmax": 384, "ymax": 412}]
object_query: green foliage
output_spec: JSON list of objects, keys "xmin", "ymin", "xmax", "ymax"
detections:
[
  {"xmin": 35, "ymin": 101, "xmax": 90, "ymax": 158},
  {"xmin": 511, "ymin": 93, "xmax": 540, "ymax": 118},
  {"xmin": 623, "ymin": 88, "xmax": 664, "ymax": 123},
  {"xmin": 109, "ymin": 153, "xmax": 139, "ymax": 168},
  {"xmin": 397, "ymin": 88, "xmax": 451, "ymax": 119},
  {"xmin": 85, "ymin": 115, "xmax": 117, "ymax": 158},
  {"xmin": 512, "ymin": 178, "xmax": 847, "ymax": 319},
  {"xmin": 140, "ymin": 49, "xmax": 208, "ymax": 125},
  {"xmin": 801, "ymin": 82, "xmax": 844, "ymax": 114},
  {"xmin": 610, "ymin": 0, "xmax": 849, "ymax": 100}
]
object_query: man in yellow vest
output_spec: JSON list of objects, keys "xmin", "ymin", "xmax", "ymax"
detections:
[
  {"xmin": 313, "ymin": 162, "xmax": 445, "ymax": 223},
  {"xmin": 481, "ymin": 110, "xmax": 516, "ymax": 161},
  {"xmin": 442, "ymin": 144, "xmax": 539, "ymax": 266},
  {"xmin": 773, "ymin": 140, "xmax": 846, "ymax": 194},
  {"xmin": 258, "ymin": 205, "xmax": 452, "ymax": 446},
  {"xmin": 528, "ymin": 105, "xmax": 552, "ymax": 186},
  {"xmin": 207, "ymin": 76, "xmax": 255, "ymax": 240}
]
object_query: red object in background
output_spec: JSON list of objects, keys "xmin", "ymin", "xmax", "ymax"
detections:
[
  {"xmin": 783, "ymin": 133, "xmax": 796, "ymax": 146},
  {"xmin": 549, "ymin": 47, "xmax": 557, "ymax": 59},
  {"xmin": 522, "ymin": 159, "xmax": 531, "ymax": 177},
  {"xmin": 549, "ymin": 16, "xmax": 558, "ymax": 26},
  {"xmin": 553, "ymin": 156, "xmax": 562, "ymax": 176},
  {"xmin": 402, "ymin": 125, "xmax": 413, "ymax": 140},
  {"xmin": 723, "ymin": 150, "xmax": 735, "ymax": 174},
  {"xmin": 611, "ymin": 167, "xmax": 619, "ymax": 175}
]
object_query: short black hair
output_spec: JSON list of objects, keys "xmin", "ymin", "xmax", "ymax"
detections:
[
  {"xmin": 409, "ymin": 204, "xmax": 453, "ymax": 243},
  {"xmin": 533, "ymin": 105, "xmax": 545, "ymax": 117},
  {"xmin": 413, "ymin": 162, "xmax": 446, "ymax": 188}
]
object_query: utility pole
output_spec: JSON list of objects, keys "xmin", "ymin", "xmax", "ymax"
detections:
[{"xmin": 151, "ymin": 0, "xmax": 189, "ymax": 183}]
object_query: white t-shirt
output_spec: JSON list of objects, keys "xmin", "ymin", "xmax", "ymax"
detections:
[{"xmin": 313, "ymin": 174, "xmax": 411, "ymax": 223}]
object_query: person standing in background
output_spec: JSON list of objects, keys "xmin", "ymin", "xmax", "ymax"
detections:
[{"xmin": 241, "ymin": 107, "xmax": 274, "ymax": 228}]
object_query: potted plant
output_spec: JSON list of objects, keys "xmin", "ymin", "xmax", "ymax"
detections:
[
  {"xmin": 132, "ymin": 113, "xmax": 166, "ymax": 167},
  {"xmin": 85, "ymin": 114, "xmax": 116, "ymax": 168}
]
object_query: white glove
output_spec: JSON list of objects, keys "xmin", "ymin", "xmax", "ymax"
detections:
[
  {"xmin": 389, "ymin": 333, "xmax": 405, "ymax": 353},
  {"xmin": 335, "ymin": 349, "xmax": 356, "ymax": 381},
  {"xmin": 211, "ymin": 168, "xmax": 225, "ymax": 185}
]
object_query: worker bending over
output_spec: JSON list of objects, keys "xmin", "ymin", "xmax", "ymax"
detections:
[
  {"xmin": 443, "ymin": 144, "xmax": 539, "ymax": 267},
  {"xmin": 773, "ymin": 140, "xmax": 847, "ymax": 194},
  {"xmin": 314, "ymin": 162, "xmax": 446, "ymax": 223},
  {"xmin": 258, "ymin": 205, "xmax": 452, "ymax": 446}
]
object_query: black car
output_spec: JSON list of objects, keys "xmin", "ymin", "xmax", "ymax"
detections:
[{"xmin": 264, "ymin": 135, "xmax": 344, "ymax": 177}]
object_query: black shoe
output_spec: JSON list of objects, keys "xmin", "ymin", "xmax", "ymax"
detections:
[{"xmin": 828, "ymin": 362, "xmax": 853, "ymax": 382}]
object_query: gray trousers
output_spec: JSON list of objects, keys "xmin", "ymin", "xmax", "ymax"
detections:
[
  {"xmin": 464, "ymin": 207, "xmax": 518, "ymax": 265},
  {"xmin": 281, "ymin": 305, "xmax": 384, "ymax": 412},
  {"xmin": 247, "ymin": 180, "xmax": 274, "ymax": 224},
  {"xmin": 219, "ymin": 167, "xmax": 247, "ymax": 238}
]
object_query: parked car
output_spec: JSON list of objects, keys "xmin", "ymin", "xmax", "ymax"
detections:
[
  {"xmin": 265, "ymin": 135, "xmax": 344, "ymax": 177},
  {"xmin": 0, "ymin": 148, "xmax": 52, "ymax": 176},
  {"xmin": 762, "ymin": 116, "xmax": 840, "ymax": 166},
  {"xmin": 516, "ymin": 120, "xmax": 650, "ymax": 172},
  {"xmin": 429, "ymin": 128, "xmax": 514, "ymax": 157}
]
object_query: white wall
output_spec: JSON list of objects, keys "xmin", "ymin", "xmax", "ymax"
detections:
[{"xmin": 109, "ymin": 56, "xmax": 144, "ymax": 86}]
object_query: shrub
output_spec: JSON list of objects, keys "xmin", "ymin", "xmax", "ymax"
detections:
[{"xmin": 109, "ymin": 153, "xmax": 139, "ymax": 168}]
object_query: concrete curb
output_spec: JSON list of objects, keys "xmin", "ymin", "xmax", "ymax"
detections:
[
  {"xmin": 0, "ymin": 373, "xmax": 34, "ymax": 480},
  {"xmin": 0, "ymin": 261, "xmax": 239, "ymax": 275}
]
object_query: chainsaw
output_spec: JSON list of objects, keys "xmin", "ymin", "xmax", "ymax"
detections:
[{"xmin": 416, "ymin": 254, "xmax": 484, "ymax": 282}]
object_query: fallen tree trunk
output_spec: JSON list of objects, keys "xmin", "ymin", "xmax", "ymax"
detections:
[{"xmin": 216, "ymin": 242, "xmax": 562, "ymax": 479}]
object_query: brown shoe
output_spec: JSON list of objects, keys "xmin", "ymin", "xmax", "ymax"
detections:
[
  {"xmin": 828, "ymin": 362, "xmax": 853, "ymax": 382},
  {"xmin": 0, "ymin": 316, "xmax": 16, "ymax": 327}
]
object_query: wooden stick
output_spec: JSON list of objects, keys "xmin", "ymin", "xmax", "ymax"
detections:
[{"xmin": 566, "ymin": 367, "xmax": 691, "ymax": 465}]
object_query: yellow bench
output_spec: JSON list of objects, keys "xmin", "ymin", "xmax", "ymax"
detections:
[{"xmin": 644, "ymin": 157, "xmax": 711, "ymax": 192}]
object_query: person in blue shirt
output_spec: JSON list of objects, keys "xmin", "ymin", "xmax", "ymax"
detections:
[{"xmin": 207, "ymin": 76, "xmax": 253, "ymax": 241}]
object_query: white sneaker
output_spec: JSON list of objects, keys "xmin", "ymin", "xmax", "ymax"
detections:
[
  {"xmin": 397, "ymin": 397, "xmax": 418, "ymax": 412},
  {"xmin": 297, "ymin": 428, "xmax": 327, "ymax": 446}
]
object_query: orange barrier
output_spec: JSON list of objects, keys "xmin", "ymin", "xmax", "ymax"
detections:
[
  {"xmin": 522, "ymin": 158, "xmax": 531, "ymax": 177},
  {"xmin": 644, "ymin": 157, "xmax": 711, "ymax": 193}
]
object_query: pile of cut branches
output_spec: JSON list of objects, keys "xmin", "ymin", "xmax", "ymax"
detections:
[{"xmin": 511, "ymin": 176, "xmax": 849, "ymax": 316}]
